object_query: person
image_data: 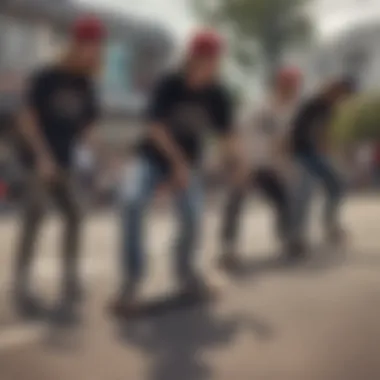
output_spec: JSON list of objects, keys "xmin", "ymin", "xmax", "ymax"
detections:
[
  {"xmin": 219, "ymin": 67, "xmax": 303, "ymax": 268},
  {"xmin": 112, "ymin": 30, "xmax": 242, "ymax": 313},
  {"xmin": 14, "ymin": 16, "xmax": 105, "ymax": 314},
  {"xmin": 74, "ymin": 142, "xmax": 97, "ymax": 206},
  {"xmin": 291, "ymin": 77, "xmax": 356, "ymax": 249},
  {"xmin": 374, "ymin": 142, "xmax": 380, "ymax": 188}
]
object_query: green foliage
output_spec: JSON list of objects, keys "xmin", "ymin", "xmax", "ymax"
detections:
[
  {"xmin": 192, "ymin": 0, "xmax": 313, "ymax": 74},
  {"xmin": 332, "ymin": 94, "xmax": 380, "ymax": 145}
]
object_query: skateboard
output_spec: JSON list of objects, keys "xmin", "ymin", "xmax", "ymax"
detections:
[{"xmin": 110, "ymin": 290, "xmax": 218, "ymax": 320}]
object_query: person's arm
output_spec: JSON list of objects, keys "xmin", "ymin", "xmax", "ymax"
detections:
[
  {"xmin": 18, "ymin": 107, "xmax": 53, "ymax": 162},
  {"xmin": 318, "ymin": 108, "xmax": 336, "ymax": 154},
  {"xmin": 17, "ymin": 73, "xmax": 56, "ymax": 172},
  {"xmin": 273, "ymin": 122, "xmax": 291, "ymax": 159},
  {"xmin": 213, "ymin": 90, "xmax": 249, "ymax": 185},
  {"xmin": 148, "ymin": 122, "xmax": 188, "ymax": 168},
  {"xmin": 146, "ymin": 77, "xmax": 188, "ymax": 168},
  {"xmin": 80, "ymin": 82, "xmax": 101, "ymax": 149},
  {"xmin": 290, "ymin": 101, "xmax": 312, "ymax": 151},
  {"xmin": 221, "ymin": 130, "xmax": 251, "ymax": 188}
]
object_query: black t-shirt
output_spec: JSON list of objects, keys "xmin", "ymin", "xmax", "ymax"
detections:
[
  {"xmin": 139, "ymin": 73, "xmax": 233, "ymax": 169},
  {"xmin": 291, "ymin": 95, "xmax": 333, "ymax": 155},
  {"xmin": 21, "ymin": 66, "xmax": 98, "ymax": 168}
]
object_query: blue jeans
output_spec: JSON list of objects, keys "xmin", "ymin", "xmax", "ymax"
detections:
[
  {"xmin": 294, "ymin": 152, "xmax": 343, "ymax": 237},
  {"xmin": 119, "ymin": 158, "xmax": 203, "ymax": 288}
]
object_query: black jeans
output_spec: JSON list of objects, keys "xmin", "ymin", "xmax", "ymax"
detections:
[
  {"xmin": 15, "ymin": 173, "xmax": 82, "ymax": 288},
  {"xmin": 222, "ymin": 168, "xmax": 291, "ymax": 248}
]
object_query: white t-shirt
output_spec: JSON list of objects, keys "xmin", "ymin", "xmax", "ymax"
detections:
[{"xmin": 239, "ymin": 98, "xmax": 297, "ymax": 172}]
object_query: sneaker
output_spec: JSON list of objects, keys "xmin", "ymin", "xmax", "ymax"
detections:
[
  {"xmin": 178, "ymin": 272, "xmax": 216, "ymax": 300},
  {"xmin": 218, "ymin": 251, "xmax": 242, "ymax": 273},
  {"xmin": 283, "ymin": 238, "xmax": 308, "ymax": 262},
  {"xmin": 13, "ymin": 289, "xmax": 45, "ymax": 320}
]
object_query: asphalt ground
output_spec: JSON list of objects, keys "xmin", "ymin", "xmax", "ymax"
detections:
[{"xmin": 0, "ymin": 195, "xmax": 380, "ymax": 380}]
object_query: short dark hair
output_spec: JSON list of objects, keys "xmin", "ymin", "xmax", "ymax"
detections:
[
  {"xmin": 336, "ymin": 76, "xmax": 357, "ymax": 94},
  {"xmin": 325, "ymin": 76, "xmax": 357, "ymax": 100}
]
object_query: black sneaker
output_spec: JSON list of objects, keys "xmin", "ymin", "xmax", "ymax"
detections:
[
  {"xmin": 13, "ymin": 290, "xmax": 45, "ymax": 320},
  {"xmin": 62, "ymin": 277, "xmax": 85, "ymax": 305},
  {"xmin": 178, "ymin": 272, "xmax": 212, "ymax": 298},
  {"xmin": 283, "ymin": 238, "xmax": 308, "ymax": 262},
  {"xmin": 218, "ymin": 251, "xmax": 243, "ymax": 274}
]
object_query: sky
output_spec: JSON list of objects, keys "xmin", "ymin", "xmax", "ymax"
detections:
[
  {"xmin": 77, "ymin": 0, "xmax": 197, "ymax": 40},
  {"xmin": 312, "ymin": 0, "xmax": 380, "ymax": 38},
  {"xmin": 77, "ymin": 0, "xmax": 380, "ymax": 41},
  {"xmin": 75, "ymin": 0, "xmax": 380, "ymax": 96}
]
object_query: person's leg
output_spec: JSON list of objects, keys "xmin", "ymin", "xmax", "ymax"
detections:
[
  {"xmin": 297, "ymin": 153, "xmax": 344, "ymax": 241},
  {"xmin": 308, "ymin": 154, "xmax": 343, "ymax": 238},
  {"xmin": 117, "ymin": 158, "xmax": 163, "ymax": 301},
  {"xmin": 14, "ymin": 175, "xmax": 46, "ymax": 302},
  {"xmin": 220, "ymin": 186, "xmax": 247, "ymax": 256},
  {"xmin": 255, "ymin": 169, "xmax": 291, "ymax": 242},
  {"xmin": 292, "ymin": 156, "xmax": 316, "ymax": 241},
  {"xmin": 52, "ymin": 176, "xmax": 83, "ymax": 301},
  {"xmin": 173, "ymin": 172, "xmax": 203, "ymax": 289}
]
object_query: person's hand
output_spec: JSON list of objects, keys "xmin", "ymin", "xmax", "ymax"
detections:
[
  {"xmin": 172, "ymin": 161, "xmax": 190, "ymax": 190},
  {"xmin": 37, "ymin": 154, "xmax": 58, "ymax": 182}
]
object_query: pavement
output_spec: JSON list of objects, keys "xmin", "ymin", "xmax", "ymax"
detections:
[{"xmin": 1, "ymin": 195, "xmax": 380, "ymax": 380}]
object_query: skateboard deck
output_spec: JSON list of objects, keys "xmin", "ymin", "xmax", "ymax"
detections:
[{"xmin": 111, "ymin": 291, "xmax": 218, "ymax": 320}]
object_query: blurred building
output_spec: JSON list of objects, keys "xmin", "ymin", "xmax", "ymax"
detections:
[{"xmin": 0, "ymin": 0, "xmax": 174, "ymax": 144}]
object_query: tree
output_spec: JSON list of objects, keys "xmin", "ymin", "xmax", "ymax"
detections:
[
  {"xmin": 192, "ymin": 0, "xmax": 313, "ymax": 77},
  {"xmin": 332, "ymin": 94, "xmax": 380, "ymax": 145}
]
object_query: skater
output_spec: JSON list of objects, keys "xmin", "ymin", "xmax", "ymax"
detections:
[
  {"xmin": 220, "ymin": 67, "xmax": 303, "ymax": 269},
  {"xmin": 112, "ymin": 30, "xmax": 242, "ymax": 314},
  {"xmin": 291, "ymin": 77, "xmax": 356, "ymax": 249},
  {"xmin": 14, "ymin": 16, "xmax": 105, "ymax": 315}
]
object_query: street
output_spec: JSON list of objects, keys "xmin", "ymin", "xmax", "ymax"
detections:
[{"xmin": 0, "ymin": 195, "xmax": 380, "ymax": 380}]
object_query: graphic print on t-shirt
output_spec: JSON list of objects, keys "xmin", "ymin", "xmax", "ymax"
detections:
[
  {"xmin": 51, "ymin": 88, "xmax": 85, "ymax": 122},
  {"xmin": 22, "ymin": 66, "xmax": 98, "ymax": 168},
  {"xmin": 140, "ymin": 72, "xmax": 233, "ymax": 168},
  {"xmin": 169, "ymin": 102, "xmax": 210, "ymax": 137}
]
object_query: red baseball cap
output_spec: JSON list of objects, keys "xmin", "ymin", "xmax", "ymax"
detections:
[
  {"xmin": 276, "ymin": 67, "xmax": 303, "ymax": 87},
  {"xmin": 188, "ymin": 30, "xmax": 224, "ymax": 58},
  {"xmin": 72, "ymin": 15, "xmax": 106, "ymax": 42}
]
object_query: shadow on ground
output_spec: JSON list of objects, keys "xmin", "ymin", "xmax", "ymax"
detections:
[
  {"xmin": 221, "ymin": 241, "xmax": 349, "ymax": 282},
  {"xmin": 114, "ymin": 299, "xmax": 273, "ymax": 380}
]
